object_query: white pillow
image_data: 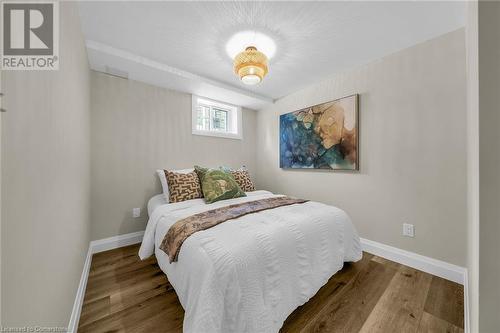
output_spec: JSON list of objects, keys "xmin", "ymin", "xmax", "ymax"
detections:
[{"xmin": 156, "ymin": 168, "xmax": 194, "ymax": 203}]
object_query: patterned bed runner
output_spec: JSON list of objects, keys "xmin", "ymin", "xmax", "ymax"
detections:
[{"xmin": 160, "ymin": 196, "xmax": 308, "ymax": 263}]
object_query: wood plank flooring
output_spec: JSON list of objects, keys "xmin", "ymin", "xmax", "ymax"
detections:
[{"xmin": 78, "ymin": 244, "xmax": 464, "ymax": 333}]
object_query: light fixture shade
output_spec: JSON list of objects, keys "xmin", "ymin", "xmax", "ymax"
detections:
[{"xmin": 233, "ymin": 46, "xmax": 268, "ymax": 85}]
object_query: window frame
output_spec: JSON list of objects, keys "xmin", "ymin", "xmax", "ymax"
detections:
[
  {"xmin": 192, "ymin": 95, "xmax": 243, "ymax": 140},
  {"xmin": 196, "ymin": 104, "xmax": 211, "ymax": 132}
]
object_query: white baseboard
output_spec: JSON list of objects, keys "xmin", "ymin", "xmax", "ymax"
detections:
[
  {"xmin": 67, "ymin": 231, "xmax": 145, "ymax": 332},
  {"xmin": 463, "ymin": 270, "xmax": 470, "ymax": 333},
  {"xmin": 67, "ymin": 246, "xmax": 93, "ymax": 333},
  {"xmin": 361, "ymin": 238, "xmax": 468, "ymax": 333},
  {"xmin": 91, "ymin": 231, "xmax": 145, "ymax": 254},
  {"xmin": 360, "ymin": 238, "xmax": 466, "ymax": 285}
]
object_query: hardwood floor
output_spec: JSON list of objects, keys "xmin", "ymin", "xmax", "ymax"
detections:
[{"xmin": 78, "ymin": 244, "xmax": 464, "ymax": 333}]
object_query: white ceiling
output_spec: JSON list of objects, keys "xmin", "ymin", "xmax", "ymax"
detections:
[{"xmin": 78, "ymin": 1, "xmax": 465, "ymax": 109}]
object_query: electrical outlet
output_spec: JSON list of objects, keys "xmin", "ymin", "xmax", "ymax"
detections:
[
  {"xmin": 133, "ymin": 208, "xmax": 141, "ymax": 218},
  {"xmin": 403, "ymin": 223, "xmax": 415, "ymax": 237}
]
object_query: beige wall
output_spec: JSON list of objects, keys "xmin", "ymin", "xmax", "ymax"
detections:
[
  {"xmin": 466, "ymin": 1, "xmax": 479, "ymax": 331},
  {"xmin": 1, "ymin": 3, "xmax": 91, "ymax": 327},
  {"xmin": 478, "ymin": 1, "xmax": 500, "ymax": 331},
  {"xmin": 256, "ymin": 29, "xmax": 467, "ymax": 266},
  {"xmin": 0, "ymin": 55, "xmax": 2, "ymax": 327},
  {"xmin": 90, "ymin": 71, "xmax": 257, "ymax": 240}
]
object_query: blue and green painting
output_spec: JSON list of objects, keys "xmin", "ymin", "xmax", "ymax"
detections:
[{"xmin": 280, "ymin": 94, "xmax": 358, "ymax": 170}]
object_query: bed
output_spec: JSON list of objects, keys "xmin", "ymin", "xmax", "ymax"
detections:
[{"xmin": 139, "ymin": 190, "xmax": 362, "ymax": 333}]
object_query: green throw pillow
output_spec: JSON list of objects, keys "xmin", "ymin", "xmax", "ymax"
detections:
[
  {"xmin": 194, "ymin": 165, "xmax": 210, "ymax": 181},
  {"xmin": 194, "ymin": 166, "xmax": 246, "ymax": 204}
]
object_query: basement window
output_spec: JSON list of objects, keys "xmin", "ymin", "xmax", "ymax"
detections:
[{"xmin": 192, "ymin": 95, "xmax": 242, "ymax": 139}]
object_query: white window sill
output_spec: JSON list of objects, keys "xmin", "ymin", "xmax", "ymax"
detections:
[{"xmin": 192, "ymin": 130, "xmax": 242, "ymax": 140}]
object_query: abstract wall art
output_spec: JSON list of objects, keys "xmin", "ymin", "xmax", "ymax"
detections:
[{"xmin": 280, "ymin": 94, "xmax": 358, "ymax": 170}]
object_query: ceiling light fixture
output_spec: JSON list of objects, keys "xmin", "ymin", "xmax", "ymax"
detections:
[
  {"xmin": 233, "ymin": 46, "xmax": 268, "ymax": 85},
  {"xmin": 226, "ymin": 31, "xmax": 276, "ymax": 59}
]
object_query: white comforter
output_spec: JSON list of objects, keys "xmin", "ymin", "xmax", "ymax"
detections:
[{"xmin": 139, "ymin": 190, "xmax": 362, "ymax": 333}]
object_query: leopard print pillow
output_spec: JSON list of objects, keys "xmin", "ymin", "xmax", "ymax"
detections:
[
  {"xmin": 230, "ymin": 169, "xmax": 255, "ymax": 192},
  {"xmin": 165, "ymin": 170, "xmax": 203, "ymax": 203}
]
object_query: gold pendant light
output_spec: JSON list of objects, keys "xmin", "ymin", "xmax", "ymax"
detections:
[{"xmin": 233, "ymin": 46, "xmax": 268, "ymax": 85}]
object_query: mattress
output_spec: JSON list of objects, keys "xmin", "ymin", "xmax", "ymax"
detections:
[
  {"xmin": 147, "ymin": 194, "xmax": 167, "ymax": 217},
  {"xmin": 139, "ymin": 190, "xmax": 362, "ymax": 333}
]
